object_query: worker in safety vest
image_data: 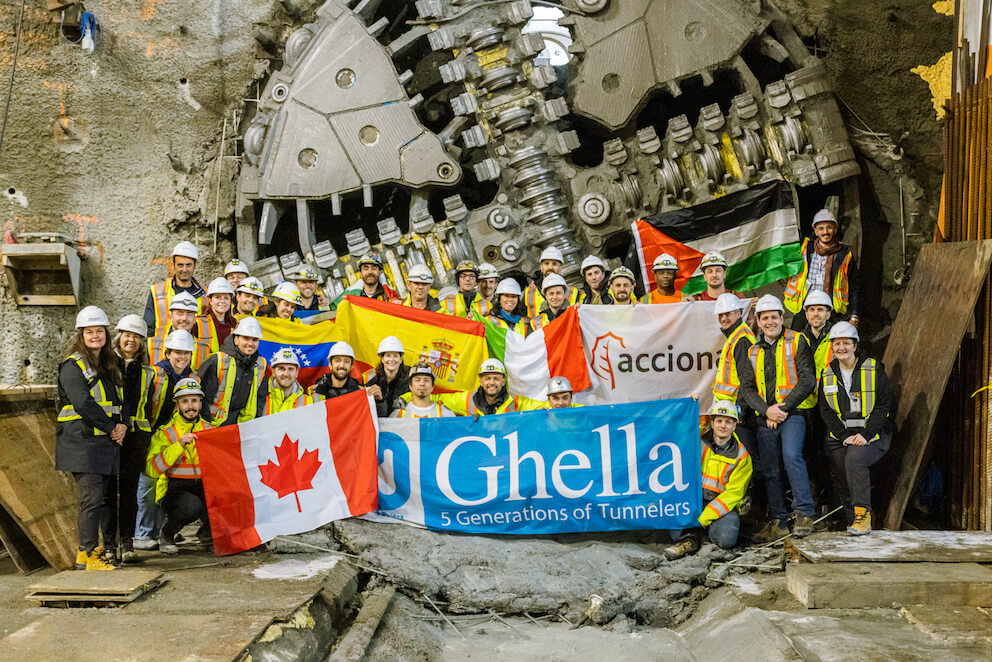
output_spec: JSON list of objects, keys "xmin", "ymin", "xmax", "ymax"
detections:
[
  {"xmin": 289, "ymin": 264, "xmax": 330, "ymax": 312},
  {"xmin": 737, "ymin": 294, "xmax": 816, "ymax": 542},
  {"xmin": 144, "ymin": 241, "xmax": 206, "ymax": 335},
  {"xmin": 391, "ymin": 362, "xmax": 456, "ymax": 418},
  {"xmin": 363, "ymin": 336, "xmax": 411, "ymax": 417},
  {"xmin": 490, "ymin": 278, "xmax": 530, "ymax": 336},
  {"xmin": 663, "ymin": 402, "xmax": 753, "ymax": 559},
  {"xmin": 197, "ymin": 317, "xmax": 268, "ymax": 427},
  {"xmin": 194, "ymin": 278, "xmax": 238, "ymax": 363},
  {"xmin": 530, "ymin": 273, "xmax": 572, "ymax": 331},
  {"xmin": 356, "ymin": 253, "xmax": 395, "ymax": 301},
  {"xmin": 224, "ymin": 259, "xmax": 250, "ymax": 290},
  {"xmin": 401, "ymin": 265, "xmax": 441, "ymax": 311},
  {"xmin": 784, "ymin": 208, "xmax": 860, "ymax": 330},
  {"xmin": 712, "ymin": 292, "xmax": 757, "ymax": 436},
  {"xmin": 578, "ymin": 255, "xmax": 612, "ymax": 305},
  {"xmin": 607, "ymin": 266, "xmax": 639, "ymax": 305},
  {"xmin": 818, "ymin": 322, "xmax": 892, "ymax": 536},
  {"xmin": 685, "ymin": 252, "xmax": 747, "ymax": 302},
  {"xmin": 57, "ymin": 306, "xmax": 126, "ymax": 571},
  {"xmin": 541, "ymin": 376, "xmax": 583, "ymax": 409},
  {"xmin": 263, "ymin": 348, "xmax": 323, "ymax": 414},
  {"xmin": 145, "ymin": 377, "xmax": 212, "ymax": 555},
  {"xmin": 477, "ymin": 263, "xmax": 500, "ymax": 309},
  {"xmin": 147, "ymin": 291, "xmax": 202, "ymax": 367},
  {"xmin": 443, "ymin": 260, "xmax": 493, "ymax": 318},
  {"xmin": 257, "ymin": 281, "xmax": 303, "ymax": 322},
  {"xmin": 310, "ymin": 342, "xmax": 363, "ymax": 400},
  {"xmin": 524, "ymin": 246, "xmax": 581, "ymax": 317},
  {"xmin": 799, "ymin": 289, "xmax": 836, "ymax": 508},
  {"xmin": 430, "ymin": 359, "xmax": 541, "ymax": 416},
  {"xmin": 234, "ymin": 277, "xmax": 264, "ymax": 318},
  {"xmin": 647, "ymin": 253, "xmax": 683, "ymax": 303}
]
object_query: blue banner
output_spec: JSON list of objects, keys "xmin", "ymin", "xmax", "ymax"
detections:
[{"xmin": 375, "ymin": 398, "xmax": 701, "ymax": 534}]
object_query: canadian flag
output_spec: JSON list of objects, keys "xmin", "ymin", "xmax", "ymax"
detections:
[{"xmin": 195, "ymin": 390, "xmax": 380, "ymax": 555}]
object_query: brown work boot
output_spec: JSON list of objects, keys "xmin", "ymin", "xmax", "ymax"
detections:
[
  {"xmin": 751, "ymin": 519, "xmax": 789, "ymax": 543},
  {"xmin": 792, "ymin": 514, "xmax": 814, "ymax": 538},
  {"xmin": 663, "ymin": 537, "xmax": 700, "ymax": 561},
  {"xmin": 847, "ymin": 507, "xmax": 872, "ymax": 536}
]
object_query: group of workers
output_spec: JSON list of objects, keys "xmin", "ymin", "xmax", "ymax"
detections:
[{"xmin": 55, "ymin": 205, "xmax": 888, "ymax": 571}]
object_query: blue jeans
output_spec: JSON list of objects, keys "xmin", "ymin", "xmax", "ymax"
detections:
[
  {"xmin": 134, "ymin": 473, "xmax": 163, "ymax": 540},
  {"xmin": 757, "ymin": 413, "xmax": 814, "ymax": 520},
  {"xmin": 670, "ymin": 510, "xmax": 741, "ymax": 549}
]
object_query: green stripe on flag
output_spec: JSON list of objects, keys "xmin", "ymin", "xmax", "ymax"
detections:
[
  {"xmin": 479, "ymin": 313, "xmax": 508, "ymax": 362},
  {"xmin": 682, "ymin": 242, "xmax": 803, "ymax": 295}
]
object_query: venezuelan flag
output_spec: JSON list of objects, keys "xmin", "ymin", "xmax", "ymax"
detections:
[
  {"xmin": 333, "ymin": 296, "xmax": 488, "ymax": 393},
  {"xmin": 256, "ymin": 316, "xmax": 338, "ymax": 388}
]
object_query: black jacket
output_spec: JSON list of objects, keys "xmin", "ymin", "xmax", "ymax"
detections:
[
  {"xmin": 738, "ymin": 331, "xmax": 816, "ymax": 420},
  {"xmin": 312, "ymin": 375, "xmax": 362, "ymax": 400},
  {"xmin": 152, "ymin": 358, "xmax": 193, "ymax": 430},
  {"xmin": 55, "ymin": 357, "xmax": 124, "ymax": 475},
  {"xmin": 197, "ymin": 335, "xmax": 267, "ymax": 426},
  {"xmin": 818, "ymin": 356, "xmax": 893, "ymax": 448},
  {"xmin": 580, "ymin": 282, "xmax": 613, "ymax": 305},
  {"xmin": 365, "ymin": 365, "xmax": 410, "ymax": 417},
  {"xmin": 117, "ymin": 355, "xmax": 153, "ymax": 473}
]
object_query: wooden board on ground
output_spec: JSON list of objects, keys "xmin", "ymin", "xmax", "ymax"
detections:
[
  {"xmin": 0, "ymin": 504, "xmax": 46, "ymax": 574},
  {"xmin": 786, "ymin": 562, "xmax": 992, "ymax": 609},
  {"xmin": 785, "ymin": 531, "xmax": 992, "ymax": 563},
  {"xmin": 28, "ymin": 568, "xmax": 163, "ymax": 596},
  {"xmin": 879, "ymin": 240, "xmax": 992, "ymax": 529},
  {"xmin": 899, "ymin": 605, "xmax": 992, "ymax": 644},
  {"xmin": 0, "ymin": 407, "xmax": 78, "ymax": 571}
]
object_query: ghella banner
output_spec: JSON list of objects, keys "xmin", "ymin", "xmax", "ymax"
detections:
[{"xmin": 374, "ymin": 399, "xmax": 701, "ymax": 534}]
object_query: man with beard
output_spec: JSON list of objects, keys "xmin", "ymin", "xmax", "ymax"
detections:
[
  {"xmin": 428, "ymin": 359, "xmax": 540, "ymax": 416},
  {"xmin": 197, "ymin": 317, "xmax": 268, "ymax": 427},
  {"xmin": 310, "ymin": 342, "xmax": 363, "ymax": 399},
  {"xmin": 263, "ymin": 348, "xmax": 323, "ymax": 413},
  {"xmin": 607, "ymin": 267, "xmax": 638, "ymax": 305},
  {"xmin": 290, "ymin": 264, "xmax": 330, "ymax": 312}
]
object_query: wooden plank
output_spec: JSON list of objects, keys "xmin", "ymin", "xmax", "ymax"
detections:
[
  {"xmin": 880, "ymin": 241, "xmax": 992, "ymax": 530},
  {"xmin": 26, "ymin": 585, "xmax": 158, "ymax": 606},
  {"xmin": 785, "ymin": 531, "xmax": 992, "ymax": 563},
  {"xmin": 28, "ymin": 569, "xmax": 163, "ymax": 596},
  {"xmin": 0, "ymin": 409, "xmax": 80, "ymax": 571},
  {"xmin": 0, "ymin": 385, "xmax": 56, "ymax": 404},
  {"xmin": 785, "ymin": 562, "xmax": 992, "ymax": 609},
  {"xmin": 0, "ymin": 503, "xmax": 46, "ymax": 574},
  {"xmin": 900, "ymin": 605, "xmax": 992, "ymax": 644}
]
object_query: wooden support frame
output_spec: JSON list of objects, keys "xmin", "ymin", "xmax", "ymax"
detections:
[{"xmin": 1, "ymin": 242, "xmax": 81, "ymax": 306}]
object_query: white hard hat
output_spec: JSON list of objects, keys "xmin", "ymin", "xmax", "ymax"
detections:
[
  {"xmin": 652, "ymin": 253, "xmax": 678, "ymax": 271},
  {"xmin": 709, "ymin": 402, "xmax": 740, "ymax": 421},
  {"xmin": 608, "ymin": 266, "xmax": 636, "ymax": 284},
  {"xmin": 803, "ymin": 289, "xmax": 833, "ymax": 310},
  {"xmin": 700, "ymin": 252, "xmax": 728, "ymax": 269},
  {"xmin": 115, "ymin": 314, "xmax": 148, "ymax": 337},
  {"xmin": 164, "ymin": 329, "xmax": 196, "ymax": 352},
  {"xmin": 272, "ymin": 281, "xmax": 303, "ymax": 306},
  {"xmin": 173, "ymin": 377, "xmax": 204, "ymax": 399},
  {"xmin": 754, "ymin": 294, "xmax": 784, "ymax": 315},
  {"xmin": 207, "ymin": 277, "xmax": 235, "ymax": 297},
  {"xmin": 437, "ymin": 286, "xmax": 458, "ymax": 300},
  {"xmin": 270, "ymin": 347, "xmax": 300, "ymax": 367},
  {"xmin": 224, "ymin": 259, "xmax": 249, "ymax": 276},
  {"xmin": 76, "ymin": 305, "xmax": 109, "ymax": 328},
  {"xmin": 478, "ymin": 263, "xmax": 499, "ymax": 279},
  {"xmin": 479, "ymin": 358, "xmax": 507, "ymax": 376},
  {"xmin": 328, "ymin": 341, "xmax": 355, "ymax": 360},
  {"xmin": 813, "ymin": 209, "xmax": 837, "ymax": 226},
  {"xmin": 169, "ymin": 292, "xmax": 200, "ymax": 312},
  {"xmin": 171, "ymin": 241, "xmax": 199, "ymax": 261},
  {"xmin": 232, "ymin": 316, "xmax": 264, "ymax": 339},
  {"xmin": 237, "ymin": 277, "xmax": 265, "ymax": 297},
  {"xmin": 547, "ymin": 376, "xmax": 573, "ymax": 395},
  {"xmin": 377, "ymin": 335, "xmax": 404, "ymax": 355},
  {"xmin": 829, "ymin": 321, "xmax": 859, "ymax": 342},
  {"xmin": 410, "ymin": 361, "xmax": 435, "ymax": 380},
  {"xmin": 406, "ymin": 264, "xmax": 434, "ymax": 284},
  {"xmin": 289, "ymin": 264, "xmax": 319, "ymax": 281},
  {"xmin": 539, "ymin": 246, "xmax": 564, "ymax": 263},
  {"xmin": 541, "ymin": 273, "xmax": 568, "ymax": 293},
  {"xmin": 581, "ymin": 255, "xmax": 606, "ymax": 273},
  {"xmin": 713, "ymin": 292, "xmax": 744, "ymax": 315},
  {"xmin": 495, "ymin": 278, "xmax": 522, "ymax": 297}
]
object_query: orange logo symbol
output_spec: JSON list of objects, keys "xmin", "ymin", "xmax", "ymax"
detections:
[{"xmin": 590, "ymin": 332, "xmax": 625, "ymax": 390}]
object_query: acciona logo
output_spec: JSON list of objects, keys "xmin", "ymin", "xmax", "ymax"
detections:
[{"xmin": 589, "ymin": 332, "xmax": 715, "ymax": 390}]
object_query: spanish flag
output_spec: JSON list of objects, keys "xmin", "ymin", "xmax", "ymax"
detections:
[
  {"xmin": 256, "ymin": 317, "xmax": 338, "ymax": 388},
  {"xmin": 333, "ymin": 296, "xmax": 488, "ymax": 393}
]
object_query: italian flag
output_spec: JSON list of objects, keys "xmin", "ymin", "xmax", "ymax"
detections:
[
  {"xmin": 633, "ymin": 179, "xmax": 803, "ymax": 296},
  {"xmin": 482, "ymin": 307, "xmax": 591, "ymax": 400}
]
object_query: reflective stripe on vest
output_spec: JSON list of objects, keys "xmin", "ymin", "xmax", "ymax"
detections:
[
  {"xmin": 57, "ymin": 353, "xmax": 122, "ymax": 435},
  {"xmin": 525, "ymin": 284, "xmax": 579, "ymax": 318},
  {"xmin": 131, "ymin": 365, "xmax": 155, "ymax": 432},
  {"xmin": 700, "ymin": 436, "xmax": 748, "ymax": 496},
  {"xmin": 209, "ymin": 354, "xmax": 267, "ymax": 426},
  {"xmin": 713, "ymin": 323, "xmax": 755, "ymax": 399},
  {"xmin": 362, "ymin": 368, "xmax": 376, "ymax": 385},
  {"xmin": 749, "ymin": 330, "xmax": 815, "ymax": 408},
  {"xmin": 784, "ymin": 238, "xmax": 852, "ymax": 315},
  {"xmin": 151, "ymin": 280, "xmax": 205, "ymax": 335},
  {"xmin": 156, "ymin": 423, "xmax": 202, "ymax": 478},
  {"xmin": 264, "ymin": 383, "xmax": 315, "ymax": 415},
  {"xmin": 822, "ymin": 358, "xmax": 878, "ymax": 433}
]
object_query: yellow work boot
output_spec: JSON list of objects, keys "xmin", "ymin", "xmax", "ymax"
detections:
[
  {"xmin": 74, "ymin": 549, "xmax": 89, "ymax": 570},
  {"xmin": 847, "ymin": 507, "xmax": 872, "ymax": 536},
  {"xmin": 84, "ymin": 550, "xmax": 118, "ymax": 571}
]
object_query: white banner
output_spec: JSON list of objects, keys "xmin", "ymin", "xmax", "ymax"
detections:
[{"xmin": 576, "ymin": 301, "xmax": 750, "ymax": 410}]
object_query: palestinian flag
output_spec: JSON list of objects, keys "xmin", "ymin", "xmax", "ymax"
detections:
[{"xmin": 633, "ymin": 179, "xmax": 802, "ymax": 296}]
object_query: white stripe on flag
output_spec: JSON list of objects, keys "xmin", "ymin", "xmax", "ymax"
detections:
[
  {"xmin": 685, "ymin": 208, "xmax": 799, "ymax": 275},
  {"xmin": 504, "ymin": 328, "xmax": 551, "ymax": 401}
]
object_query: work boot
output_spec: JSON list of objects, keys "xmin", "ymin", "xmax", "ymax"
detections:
[
  {"xmin": 847, "ymin": 508, "xmax": 872, "ymax": 536},
  {"xmin": 101, "ymin": 544, "xmax": 119, "ymax": 565},
  {"xmin": 792, "ymin": 514, "xmax": 814, "ymax": 538},
  {"xmin": 132, "ymin": 537, "xmax": 158, "ymax": 550},
  {"xmin": 751, "ymin": 519, "xmax": 789, "ymax": 543},
  {"xmin": 663, "ymin": 537, "xmax": 700, "ymax": 561},
  {"xmin": 74, "ymin": 549, "xmax": 88, "ymax": 570},
  {"xmin": 84, "ymin": 551, "xmax": 118, "ymax": 571},
  {"xmin": 159, "ymin": 533, "xmax": 179, "ymax": 556},
  {"xmin": 120, "ymin": 538, "xmax": 139, "ymax": 564}
]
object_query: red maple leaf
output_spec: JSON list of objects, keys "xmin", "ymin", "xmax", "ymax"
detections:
[{"xmin": 259, "ymin": 435, "xmax": 322, "ymax": 513}]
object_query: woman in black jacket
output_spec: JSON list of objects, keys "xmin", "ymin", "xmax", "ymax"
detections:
[
  {"xmin": 56, "ymin": 306, "xmax": 126, "ymax": 571},
  {"xmin": 364, "ymin": 336, "xmax": 410, "ymax": 417}
]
